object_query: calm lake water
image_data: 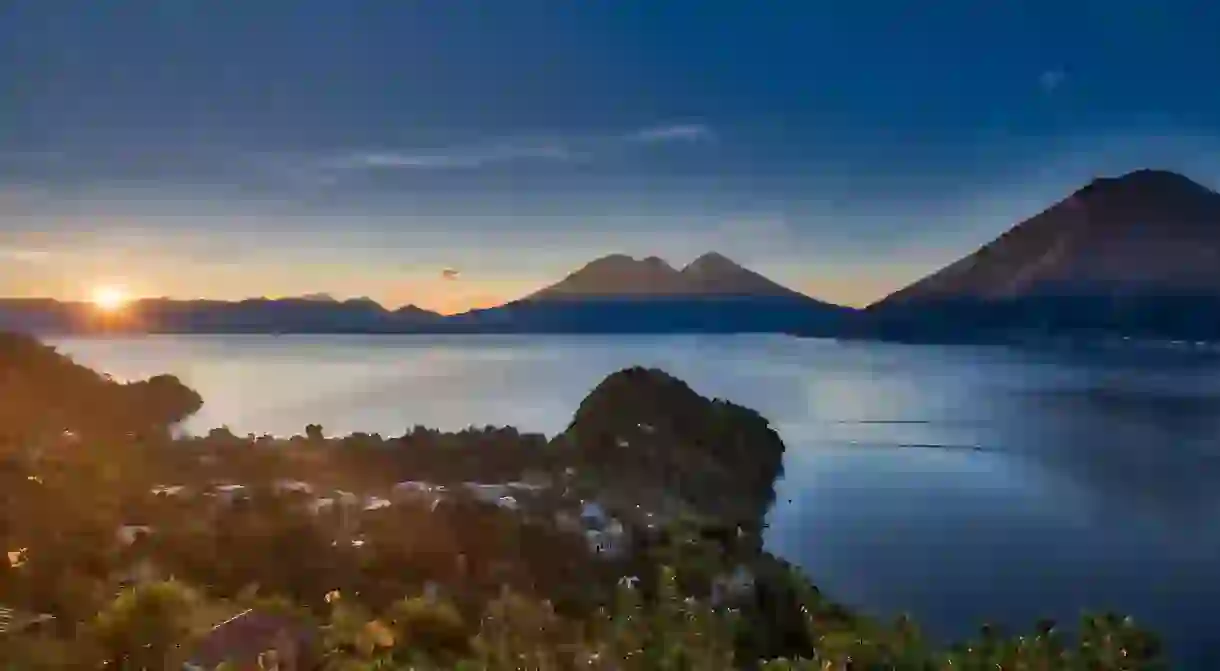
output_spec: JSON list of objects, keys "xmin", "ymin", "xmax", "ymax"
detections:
[{"xmin": 51, "ymin": 334, "xmax": 1220, "ymax": 668}]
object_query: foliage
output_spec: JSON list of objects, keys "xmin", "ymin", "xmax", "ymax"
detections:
[
  {"xmin": 87, "ymin": 580, "xmax": 202, "ymax": 668},
  {"xmin": 560, "ymin": 367, "xmax": 786, "ymax": 525},
  {"xmin": 384, "ymin": 595, "xmax": 471, "ymax": 662},
  {"xmin": 0, "ymin": 332, "xmax": 202, "ymax": 445}
]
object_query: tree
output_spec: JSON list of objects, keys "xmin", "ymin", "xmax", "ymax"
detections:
[
  {"xmin": 88, "ymin": 580, "xmax": 202, "ymax": 669},
  {"xmin": 306, "ymin": 424, "xmax": 326, "ymax": 442},
  {"xmin": 384, "ymin": 595, "xmax": 470, "ymax": 663}
]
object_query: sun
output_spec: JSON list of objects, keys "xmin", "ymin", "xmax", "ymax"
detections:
[{"xmin": 90, "ymin": 285, "xmax": 130, "ymax": 312}]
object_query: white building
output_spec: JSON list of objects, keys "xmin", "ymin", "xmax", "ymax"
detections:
[
  {"xmin": 580, "ymin": 501, "xmax": 609, "ymax": 530},
  {"xmin": 150, "ymin": 484, "xmax": 187, "ymax": 497},
  {"xmin": 363, "ymin": 496, "xmax": 392, "ymax": 511},
  {"xmin": 273, "ymin": 480, "xmax": 313, "ymax": 496},
  {"xmin": 507, "ymin": 481, "xmax": 548, "ymax": 493},
  {"xmin": 116, "ymin": 525, "xmax": 153, "ymax": 547},
  {"xmin": 308, "ymin": 498, "xmax": 335, "ymax": 515},
  {"xmin": 516, "ymin": 470, "xmax": 554, "ymax": 489},
  {"xmin": 463, "ymin": 483, "xmax": 509, "ymax": 505},
  {"xmin": 209, "ymin": 484, "xmax": 248, "ymax": 504},
  {"xmin": 392, "ymin": 481, "xmax": 434, "ymax": 499}
]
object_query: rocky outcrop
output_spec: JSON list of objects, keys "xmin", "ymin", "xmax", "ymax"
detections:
[{"xmin": 556, "ymin": 367, "xmax": 785, "ymax": 526}]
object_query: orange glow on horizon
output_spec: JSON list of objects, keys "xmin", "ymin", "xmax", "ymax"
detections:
[{"xmin": 90, "ymin": 285, "xmax": 130, "ymax": 312}]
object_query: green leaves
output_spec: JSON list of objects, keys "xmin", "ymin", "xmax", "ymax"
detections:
[{"xmin": 88, "ymin": 580, "xmax": 202, "ymax": 668}]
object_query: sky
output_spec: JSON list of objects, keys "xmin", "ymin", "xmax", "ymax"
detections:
[{"xmin": 3, "ymin": 1, "xmax": 1220, "ymax": 314}]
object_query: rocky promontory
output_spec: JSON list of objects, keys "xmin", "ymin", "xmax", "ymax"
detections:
[{"xmin": 556, "ymin": 366, "xmax": 786, "ymax": 528}]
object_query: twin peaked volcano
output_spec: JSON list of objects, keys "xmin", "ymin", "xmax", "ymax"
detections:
[
  {"xmin": 446, "ymin": 252, "xmax": 851, "ymax": 335},
  {"xmin": 526, "ymin": 252, "xmax": 811, "ymax": 301}
]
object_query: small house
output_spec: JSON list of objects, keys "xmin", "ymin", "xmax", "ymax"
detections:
[
  {"xmin": 209, "ymin": 484, "xmax": 248, "ymax": 505},
  {"xmin": 273, "ymin": 480, "xmax": 313, "ymax": 496},
  {"xmin": 151, "ymin": 484, "xmax": 188, "ymax": 497},
  {"xmin": 363, "ymin": 496, "xmax": 392, "ymax": 511},
  {"xmin": 463, "ymin": 482, "xmax": 509, "ymax": 505},
  {"xmin": 116, "ymin": 525, "xmax": 153, "ymax": 547},
  {"xmin": 308, "ymin": 497, "xmax": 335, "ymax": 515},
  {"xmin": 391, "ymin": 480, "xmax": 433, "ymax": 500},
  {"xmin": 585, "ymin": 519, "xmax": 627, "ymax": 559},
  {"xmin": 580, "ymin": 501, "xmax": 609, "ymax": 530}
]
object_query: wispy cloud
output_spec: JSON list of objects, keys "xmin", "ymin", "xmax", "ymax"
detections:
[
  {"xmin": 0, "ymin": 247, "xmax": 52, "ymax": 263},
  {"xmin": 328, "ymin": 142, "xmax": 573, "ymax": 172},
  {"xmin": 309, "ymin": 122, "xmax": 713, "ymax": 183},
  {"xmin": 441, "ymin": 268, "xmax": 461, "ymax": 280},
  {"xmin": 626, "ymin": 123, "xmax": 713, "ymax": 144}
]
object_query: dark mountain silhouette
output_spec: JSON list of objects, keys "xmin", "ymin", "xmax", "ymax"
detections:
[
  {"xmin": 295, "ymin": 293, "xmax": 339, "ymax": 302},
  {"xmin": 0, "ymin": 254, "xmax": 851, "ymax": 334},
  {"xmin": 0, "ymin": 298, "xmax": 443, "ymax": 334},
  {"xmin": 863, "ymin": 169, "xmax": 1220, "ymax": 342},
  {"xmin": 446, "ymin": 253, "xmax": 853, "ymax": 334},
  {"xmin": 0, "ymin": 252, "xmax": 853, "ymax": 335},
  {"xmin": 527, "ymin": 254, "xmax": 683, "ymax": 300}
]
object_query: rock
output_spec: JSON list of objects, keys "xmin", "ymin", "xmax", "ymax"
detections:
[{"xmin": 556, "ymin": 367, "xmax": 785, "ymax": 526}]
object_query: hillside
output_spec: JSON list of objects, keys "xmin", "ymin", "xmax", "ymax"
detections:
[{"xmin": 865, "ymin": 169, "xmax": 1220, "ymax": 342}]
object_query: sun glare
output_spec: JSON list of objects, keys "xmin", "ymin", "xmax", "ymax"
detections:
[{"xmin": 90, "ymin": 285, "xmax": 130, "ymax": 312}]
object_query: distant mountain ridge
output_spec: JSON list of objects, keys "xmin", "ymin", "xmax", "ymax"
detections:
[
  {"xmin": 0, "ymin": 252, "xmax": 852, "ymax": 335},
  {"xmin": 0, "ymin": 297, "xmax": 443, "ymax": 334},
  {"xmin": 7, "ymin": 171, "xmax": 1220, "ymax": 342}
]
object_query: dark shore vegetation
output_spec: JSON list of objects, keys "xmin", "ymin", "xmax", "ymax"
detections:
[{"xmin": 0, "ymin": 332, "xmax": 1166, "ymax": 669}]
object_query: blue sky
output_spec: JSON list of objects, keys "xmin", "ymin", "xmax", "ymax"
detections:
[{"xmin": 3, "ymin": 1, "xmax": 1220, "ymax": 312}]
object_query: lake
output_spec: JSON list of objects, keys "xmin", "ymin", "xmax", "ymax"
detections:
[{"xmin": 51, "ymin": 334, "xmax": 1220, "ymax": 667}]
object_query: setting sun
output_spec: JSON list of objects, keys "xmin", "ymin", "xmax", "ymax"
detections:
[{"xmin": 90, "ymin": 285, "xmax": 130, "ymax": 312}]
